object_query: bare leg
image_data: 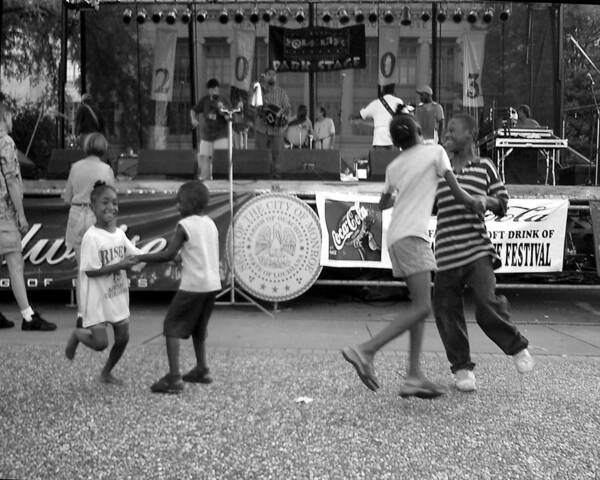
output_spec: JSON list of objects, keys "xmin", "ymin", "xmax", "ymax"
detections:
[
  {"xmin": 5, "ymin": 252, "xmax": 30, "ymax": 311},
  {"xmin": 198, "ymin": 154, "xmax": 210, "ymax": 180},
  {"xmin": 166, "ymin": 336, "xmax": 181, "ymax": 377},
  {"xmin": 74, "ymin": 325, "xmax": 109, "ymax": 351},
  {"xmin": 191, "ymin": 332, "xmax": 207, "ymax": 372},
  {"xmin": 100, "ymin": 320, "xmax": 129, "ymax": 385}
]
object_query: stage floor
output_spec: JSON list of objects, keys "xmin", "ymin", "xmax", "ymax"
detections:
[{"xmin": 24, "ymin": 179, "xmax": 600, "ymax": 204}]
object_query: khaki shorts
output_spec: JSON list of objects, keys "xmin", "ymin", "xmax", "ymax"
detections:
[
  {"xmin": 198, "ymin": 137, "xmax": 228, "ymax": 157},
  {"xmin": 388, "ymin": 236, "xmax": 436, "ymax": 278},
  {"xmin": 0, "ymin": 217, "xmax": 22, "ymax": 255}
]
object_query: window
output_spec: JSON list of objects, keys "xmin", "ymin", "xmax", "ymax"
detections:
[
  {"xmin": 397, "ymin": 40, "xmax": 417, "ymax": 86},
  {"xmin": 205, "ymin": 38, "xmax": 231, "ymax": 90}
]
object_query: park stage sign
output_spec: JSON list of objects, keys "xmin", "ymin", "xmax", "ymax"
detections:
[{"xmin": 269, "ymin": 25, "xmax": 366, "ymax": 73}]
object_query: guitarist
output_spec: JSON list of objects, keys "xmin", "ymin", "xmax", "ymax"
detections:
[
  {"xmin": 350, "ymin": 84, "xmax": 406, "ymax": 150},
  {"xmin": 252, "ymin": 68, "xmax": 291, "ymax": 179}
]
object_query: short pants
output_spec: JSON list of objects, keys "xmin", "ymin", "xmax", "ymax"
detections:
[
  {"xmin": 0, "ymin": 217, "xmax": 22, "ymax": 255},
  {"xmin": 164, "ymin": 290, "xmax": 217, "ymax": 339},
  {"xmin": 388, "ymin": 236, "xmax": 436, "ymax": 278}
]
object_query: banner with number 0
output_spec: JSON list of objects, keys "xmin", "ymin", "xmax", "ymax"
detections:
[{"xmin": 231, "ymin": 29, "xmax": 255, "ymax": 92}]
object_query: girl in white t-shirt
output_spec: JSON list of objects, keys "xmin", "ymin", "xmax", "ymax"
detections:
[
  {"xmin": 65, "ymin": 181, "xmax": 140, "ymax": 386},
  {"xmin": 342, "ymin": 114, "xmax": 483, "ymax": 398}
]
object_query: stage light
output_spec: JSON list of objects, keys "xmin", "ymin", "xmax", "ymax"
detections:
[
  {"xmin": 500, "ymin": 9, "xmax": 510, "ymax": 21},
  {"xmin": 219, "ymin": 8, "xmax": 229, "ymax": 24},
  {"xmin": 196, "ymin": 9, "xmax": 207, "ymax": 23},
  {"xmin": 452, "ymin": 8, "xmax": 463, "ymax": 23},
  {"xmin": 421, "ymin": 9, "xmax": 431, "ymax": 22},
  {"xmin": 368, "ymin": 9, "xmax": 378, "ymax": 23},
  {"xmin": 354, "ymin": 9, "xmax": 365, "ymax": 23},
  {"xmin": 181, "ymin": 8, "xmax": 191, "ymax": 24},
  {"xmin": 322, "ymin": 9, "xmax": 332, "ymax": 23},
  {"xmin": 262, "ymin": 9, "xmax": 274, "ymax": 22},
  {"xmin": 482, "ymin": 8, "xmax": 494, "ymax": 23},
  {"xmin": 122, "ymin": 8, "xmax": 132, "ymax": 24},
  {"xmin": 339, "ymin": 8, "xmax": 350, "ymax": 25},
  {"xmin": 383, "ymin": 9, "xmax": 394, "ymax": 24},
  {"xmin": 249, "ymin": 7, "xmax": 259, "ymax": 24},
  {"xmin": 151, "ymin": 10, "xmax": 162, "ymax": 23},
  {"xmin": 278, "ymin": 8, "xmax": 290, "ymax": 24},
  {"xmin": 400, "ymin": 6, "xmax": 411, "ymax": 26},
  {"xmin": 136, "ymin": 8, "xmax": 147, "ymax": 24},
  {"xmin": 295, "ymin": 8, "xmax": 305, "ymax": 23},
  {"xmin": 467, "ymin": 9, "xmax": 477, "ymax": 23},
  {"xmin": 166, "ymin": 8, "xmax": 177, "ymax": 25},
  {"xmin": 437, "ymin": 8, "xmax": 446, "ymax": 22},
  {"xmin": 234, "ymin": 8, "xmax": 244, "ymax": 24}
]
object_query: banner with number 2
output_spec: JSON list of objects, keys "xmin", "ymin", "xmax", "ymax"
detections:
[{"xmin": 151, "ymin": 28, "xmax": 178, "ymax": 102}]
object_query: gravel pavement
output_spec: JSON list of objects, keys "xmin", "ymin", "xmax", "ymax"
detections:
[{"xmin": 1, "ymin": 289, "xmax": 600, "ymax": 479}]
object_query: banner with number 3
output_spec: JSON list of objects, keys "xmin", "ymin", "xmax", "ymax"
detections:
[
  {"xmin": 151, "ymin": 28, "xmax": 178, "ymax": 102},
  {"xmin": 462, "ymin": 33, "xmax": 486, "ymax": 108}
]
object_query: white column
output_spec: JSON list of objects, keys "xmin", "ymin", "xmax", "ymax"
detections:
[{"xmin": 417, "ymin": 36, "xmax": 431, "ymax": 90}]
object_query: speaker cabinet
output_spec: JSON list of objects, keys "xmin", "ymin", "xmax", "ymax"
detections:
[
  {"xmin": 558, "ymin": 165, "xmax": 596, "ymax": 185},
  {"xmin": 503, "ymin": 149, "xmax": 540, "ymax": 184},
  {"xmin": 213, "ymin": 149, "xmax": 272, "ymax": 179},
  {"xmin": 279, "ymin": 150, "xmax": 340, "ymax": 180},
  {"xmin": 137, "ymin": 150, "xmax": 197, "ymax": 179},
  {"xmin": 46, "ymin": 149, "xmax": 86, "ymax": 179},
  {"xmin": 368, "ymin": 149, "xmax": 399, "ymax": 181}
]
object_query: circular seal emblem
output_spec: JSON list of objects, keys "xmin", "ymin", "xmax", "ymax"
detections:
[{"xmin": 227, "ymin": 193, "xmax": 322, "ymax": 302}]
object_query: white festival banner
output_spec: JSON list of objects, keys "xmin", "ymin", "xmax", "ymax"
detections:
[
  {"xmin": 151, "ymin": 28, "xmax": 178, "ymax": 102},
  {"xmin": 377, "ymin": 25, "xmax": 398, "ymax": 87},
  {"xmin": 462, "ymin": 33, "xmax": 485, "ymax": 108},
  {"xmin": 231, "ymin": 29, "xmax": 256, "ymax": 91},
  {"xmin": 316, "ymin": 193, "xmax": 569, "ymax": 273}
]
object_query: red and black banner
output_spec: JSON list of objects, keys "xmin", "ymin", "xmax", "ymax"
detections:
[{"xmin": 268, "ymin": 25, "xmax": 366, "ymax": 73}]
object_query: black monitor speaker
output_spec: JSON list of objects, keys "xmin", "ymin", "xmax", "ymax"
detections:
[
  {"xmin": 46, "ymin": 149, "xmax": 86, "ymax": 179},
  {"xmin": 212, "ymin": 149, "xmax": 272, "ymax": 179},
  {"xmin": 279, "ymin": 150, "xmax": 340, "ymax": 180},
  {"xmin": 368, "ymin": 149, "xmax": 398, "ymax": 181},
  {"xmin": 137, "ymin": 150, "xmax": 197, "ymax": 179}
]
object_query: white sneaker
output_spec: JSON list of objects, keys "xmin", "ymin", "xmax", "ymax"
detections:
[
  {"xmin": 513, "ymin": 348, "xmax": 535, "ymax": 373},
  {"xmin": 454, "ymin": 369, "xmax": 476, "ymax": 392}
]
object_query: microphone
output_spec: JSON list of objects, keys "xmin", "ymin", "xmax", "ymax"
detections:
[{"xmin": 587, "ymin": 72, "xmax": 595, "ymax": 85}]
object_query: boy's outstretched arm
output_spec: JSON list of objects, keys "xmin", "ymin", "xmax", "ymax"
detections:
[
  {"xmin": 134, "ymin": 225, "xmax": 187, "ymax": 263},
  {"xmin": 442, "ymin": 170, "xmax": 485, "ymax": 215}
]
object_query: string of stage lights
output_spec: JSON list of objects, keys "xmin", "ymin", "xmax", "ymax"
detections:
[{"xmin": 121, "ymin": 4, "xmax": 509, "ymax": 26}]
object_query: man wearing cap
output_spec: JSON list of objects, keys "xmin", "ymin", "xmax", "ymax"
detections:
[
  {"xmin": 190, "ymin": 78, "xmax": 230, "ymax": 180},
  {"xmin": 515, "ymin": 104, "xmax": 541, "ymax": 128},
  {"xmin": 415, "ymin": 85, "xmax": 445, "ymax": 145}
]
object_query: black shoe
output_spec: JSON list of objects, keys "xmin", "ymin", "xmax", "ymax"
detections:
[
  {"xmin": 182, "ymin": 367, "xmax": 212, "ymax": 384},
  {"xmin": 76, "ymin": 315, "xmax": 83, "ymax": 328},
  {"xmin": 0, "ymin": 312, "xmax": 14, "ymax": 329},
  {"xmin": 150, "ymin": 374, "xmax": 184, "ymax": 394},
  {"xmin": 22, "ymin": 311, "xmax": 57, "ymax": 331}
]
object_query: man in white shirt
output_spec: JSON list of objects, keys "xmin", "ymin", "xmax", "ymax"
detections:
[{"xmin": 352, "ymin": 85, "xmax": 406, "ymax": 150}]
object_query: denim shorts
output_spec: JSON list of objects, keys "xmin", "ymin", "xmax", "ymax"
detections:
[
  {"xmin": 388, "ymin": 236, "xmax": 437, "ymax": 278},
  {"xmin": 0, "ymin": 218, "xmax": 22, "ymax": 255}
]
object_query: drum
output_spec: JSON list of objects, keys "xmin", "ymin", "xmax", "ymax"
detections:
[{"xmin": 285, "ymin": 124, "xmax": 310, "ymax": 148}]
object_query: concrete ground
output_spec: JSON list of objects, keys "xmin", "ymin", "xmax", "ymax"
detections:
[{"xmin": 1, "ymin": 287, "xmax": 599, "ymax": 479}]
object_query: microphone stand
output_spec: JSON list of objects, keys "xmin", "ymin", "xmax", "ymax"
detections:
[{"xmin": 215, "ymin": 103, "xmax": 273, "ymax": 317}]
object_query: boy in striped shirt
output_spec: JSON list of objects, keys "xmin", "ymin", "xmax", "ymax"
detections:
[{"xmin": 433, "ymin": 113, "xmax": 535, "ymax": 392}]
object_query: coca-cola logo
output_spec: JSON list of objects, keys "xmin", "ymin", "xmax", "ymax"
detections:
[{"xmin": 331, "ymin": 205, "xmax": 369, "ymax": 251}]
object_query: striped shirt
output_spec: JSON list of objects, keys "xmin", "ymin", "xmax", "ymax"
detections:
[{"xmin": 434, "ymin": 157, "xmax": 508, "ymax": 271}]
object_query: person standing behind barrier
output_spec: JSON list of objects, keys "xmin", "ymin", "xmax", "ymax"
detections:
[
  {"xmin": 285, "ymin": 105, "xmax": 313, "ymax": 149},
  {"xmin": 351, "ymin": 84, "xmax": 406, "ymax": 150},
  {"xmin": 253, "ymin": 68, "xmax": 291, "ymax": 178},
  {"xmin": 341, "ymin": 114, "xmax": 481, "ymax": 398},
  {"xmin": 0, "ymin": 103, "xmax": 56, "ymax": 331},
  {"xmin": 190, "ymin": 78, "xmax": 229, "ymax": 180},
  {"xmin": 314, "ymin": 106, "xmax": 336, "ymax": 150},
  {"xmin": 75, "ymin": 93, "xmax": 105, "ymax": 148},
  {"xmin": 63, "ymin": 132, "xmax": 115, "ymax": 327},
  {"xmin": 133, "ymin": 181, "xmax": 221, "ymax": 394},
  {"xmin": 433, "ymin": 113, "xmax": 535, "ymax": 393},
  {"xmin": 414, "ymin": 85, "xmax": 445, "ymax": 144}
]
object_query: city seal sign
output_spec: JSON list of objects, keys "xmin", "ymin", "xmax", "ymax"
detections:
[{"xmin": 227, "ymin": 193, "xmax": 322, "ymax": 302}]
